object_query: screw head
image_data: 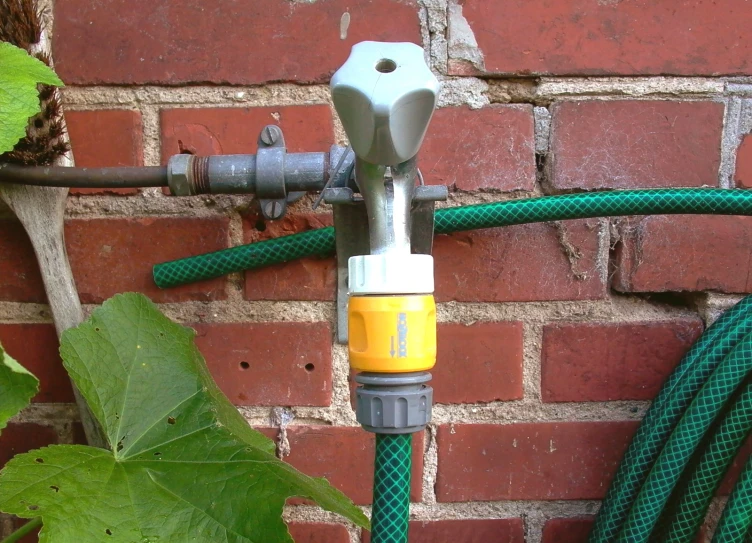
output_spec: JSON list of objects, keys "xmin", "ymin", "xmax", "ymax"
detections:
[
  {"xmin": 260, "ymin": 125, "xmax": 280, "ymax": 146},
  {"xmin": 263, "ymin": 200, "xmax": 285, "ymax": 219}
]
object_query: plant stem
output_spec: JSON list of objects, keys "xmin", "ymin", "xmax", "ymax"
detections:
[{"xmin": 0, "ymin": 518, "xmax": 42, "ymax": 543}]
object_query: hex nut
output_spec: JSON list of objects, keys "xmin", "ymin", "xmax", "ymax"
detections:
[{"xmin": 167, "ymin": 154, "xmax": 193, "ymax": 196}]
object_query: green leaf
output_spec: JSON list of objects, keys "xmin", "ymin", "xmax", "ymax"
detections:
[
  {"xmin": 0, "ymin": 341, "xmax": 39, "ymax": 433},
  {"xmin": 0, "ymin": 293, "xmax": 368, "ymax": 542},
  {"xmin": 0, "ymin": 42, "xmax": 64, "ymax": 154}
]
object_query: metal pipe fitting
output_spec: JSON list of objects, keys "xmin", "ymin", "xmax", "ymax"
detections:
[{"xmin": 167, "ymin": 151, "xmax": 330, "ymax": 196}]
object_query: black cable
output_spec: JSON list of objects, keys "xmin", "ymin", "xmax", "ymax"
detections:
[{"xmin": 0, "ymin": 163, "xmax": 168, "ymax": 188}]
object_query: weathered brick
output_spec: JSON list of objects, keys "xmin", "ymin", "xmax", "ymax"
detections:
[
  {"xmin": 160, "ymin": 105, "xmax": 335, "ymax": 161},
  {"xmin": 288, "ymin": 523, "xmax": 350, "ymax": 543},
  {"xmin": 735, "ymin": 134, "xmax": 752, "ymax": 188},
  {"xmin": 450, "ymin": 1, "xmax": 752, "ymax": 76},
  {"xmin": 613, "ymin": 216, "xmax": 752, "ymax": 294},
  {"xmin": 0, "ymin": 220, "xmax": 45, "ymax": 303},
  {"xmin": 66, "ymin": 109, "xmax": 143, "ymax": 195},
  {"xmin": 541, "ymin": 518, "xmax": 594, "ymax": 543},
  {"xmin": 436, "ymin": 422, "xmax": 637, "ymax": 501},
  {"xmin": 434, "ymin": 220, "xmax": 605, "ymax": 302},
  {"xmin": 434, "ymin": 322, "xmax": 524, "ymax": 404},
  {"xmin": 281, "ymin": 426, "xmax": 424, "ymax": 505},
  {"xmin": 362, "ymin": 519, "xmax": 525, "ymax": 543},
  {"xmin": 549, "ymin": 101, "xmax": 723, "ymax": 190},
  {"xmin": 0, "ymin": 423, "xmax": 60, "ymax": 469},
  {"xmin": 421, "ymin": 106, "xmax": 535, "ymax": 191},
  {"xmin": 55, "ymin": 0, "xmax": 421, "ymax": 85},
  {"xmin": 192, "ymin": 322, "xmax": 332, "ymax": 406},
  {"xmin": 65, "ymin": 217, "xmax": 230, "ymax": 303},
  {"xmin": 0, "ymin": 324, "xmax": 74, "ymax": 403},
  {"xmin": 541, "ymin": 320, "xmax": 703, "ymax": 402},
  {"xmin": 243, "ymin": 212, "xmax": 335, "ymax": 301}
]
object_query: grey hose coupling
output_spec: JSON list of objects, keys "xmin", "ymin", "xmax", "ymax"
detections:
[{"xmin": 354, "ymin": 372, "xmax": 433, "ymax": 434}]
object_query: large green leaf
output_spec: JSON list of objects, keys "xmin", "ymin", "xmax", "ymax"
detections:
[
  {"xmin": 0, "ymin": 42, "xmax": 64, "ymax": 154},
  {"xmin": 0, "ymin": 293, "xmax": 368, "ymax": 542},
  {"xmin": 0, "ymin": 342, "xmax": 39, "ymax": 433}
]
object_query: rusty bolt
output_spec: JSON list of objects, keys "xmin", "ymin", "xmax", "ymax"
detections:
[{"xmin": 260, "ymin": 125, "xmax": 281, "ymax": 146}]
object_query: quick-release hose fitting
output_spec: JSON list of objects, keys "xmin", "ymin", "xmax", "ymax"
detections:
[{"xmin": 331, "ymin": 41, "xmax": 440, "ymax": 435}]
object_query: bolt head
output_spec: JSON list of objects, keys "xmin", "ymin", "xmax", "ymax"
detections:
[{"xmin": 167, "ymin": 154, "xmax": 193, "ymax": 196}]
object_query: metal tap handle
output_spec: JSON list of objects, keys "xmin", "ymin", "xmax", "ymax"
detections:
[{"xmin": 330, "ymin": 42, "xmax": 440, "ymax": 166}]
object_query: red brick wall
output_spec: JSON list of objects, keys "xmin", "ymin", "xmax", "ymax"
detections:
[{"xmin": 2, "ymin": 1, "xmax": 752, "ymax": 541}]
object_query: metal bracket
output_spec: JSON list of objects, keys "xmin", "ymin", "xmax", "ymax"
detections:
[
  {"xmin": 327, "ymin": 184, "xmax": 448, "ymax": 344},
  {"xmin": 256, "ymin": 125, "xmax": 307, "ymax": 220}
]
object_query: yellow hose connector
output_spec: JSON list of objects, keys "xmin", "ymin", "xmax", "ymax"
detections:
[{"xmin": 348, "ymin": 294, "xmax": 437, "ymax": 373}]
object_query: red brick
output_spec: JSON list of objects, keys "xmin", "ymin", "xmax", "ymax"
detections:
[
  {"xmin": 65, "ymin": 217, "xmax": 230, "ymax": 303},
  {"xmin": 288, "ymin": 523, "xmax": 350, "ymax": 543},
  {"xmin": 719, "ymin": 436, "xmax": 752, "ymax": 495},
  {"xmin": 421, "ymin": 106, "xmax": 535, "ymax": 191},
  {"xmin": 451, "ymin": 1, "xmax": 752, "ymax": 76},
  {"xmin": 362, "ymin": 519, "xmax": 525, "ymax": 543},
  {"xmin": 9, "ymin": 517, "xmax": 39, "ymax": 543},
  {"xmin": 0, "ymin": 423, "xmax": 60, "ymax": 468},
  {"xmin": 541, "ymin": 518, "xmax": 594, "ymax": 543},
  {"xmin": 0, "ymin": 324, "xmax": 74, "ymax": 403},
  {"xmin": 282, "ymin": 426, "xmax": 424, "ymax": 505},
  {"xmin": 243, "ymin": 212, "xmax": 335, "ymax": 301},
  {"xmin": 66, "ymin": 109, "xmax": 143, "ymax": 195},
  {"xmin": 613, "ymin": 216, "xmax": 752, "ymax": 294},
  {"xmin": 434, "ymin": 322, "xmax": 524, "ymax": 404},
  {"xmin": 0, "ymin": 220, "xmax": 45, "ymax": 303},
  {"xmin": 160, "ymin": 105, "xmax": 335, "ymax": 162},
  {"xmin": 192, "ymin": 322, "xmax": 331, "ymax": 407},
  {"xmin": 55, "ymin": 0, "xmax": 421, "ymax": 85},
  {"xmin": 434, "ymin": 220, "xmax": 605, "ymax": 302},
  {"xmin": 436, "ymin": 422, "xmax": 638, "ymax": 501},
  {"xmin": 541, "ymin": 320, "xmax": 704, "ymax": 402},
  {"xmin": 549, "ymin": 101, "xmax": 723, "ymax": 190},
  {"xmin": 735, "ymin": 134, "xmax": 752, "ymax": 188}
]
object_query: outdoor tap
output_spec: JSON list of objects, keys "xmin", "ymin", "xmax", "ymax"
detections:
[{"xmin": 331, "ymin": 41, "xmax": 440, "ymax": 435}]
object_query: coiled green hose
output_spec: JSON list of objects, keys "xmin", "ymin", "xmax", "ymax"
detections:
[
  {"xmin": 371, "ymin": 434, "xmax": 412, "ymax": 543},
  {"xmin": 616, "ymin": 329, "xmax": 752, "ymax": 542},
  {"xmin": 661, "ymin": 381, "xmax": 752, "ymax": 543},
  {"xmin": 713, "ymin": 457, "xmax": 752, "ymax": 542},
  {"xmin": 153, "ymin": 188, "xmax": 752, "ymax": 288},
  {"xmin": 590, "ymin": 297, "xmax": 752, "ymax": 542}
]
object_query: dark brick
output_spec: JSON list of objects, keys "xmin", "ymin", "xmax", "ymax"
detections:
[
  {"xmin": 450, "ymin": 1, "xmax": 752, "ymax": 76},
  {"xmin": 421, "ymin": 106, "xmax": 535, "ymax": 192},
  {"xmin": 436, "ymin": 422, "xmax": 638, "ymax": 501},
  {"xmin": 55, "ymin": 0, "xmax": 422, "ymax": 85},
  {"xmin": 434, "ymin": 322, "xmax": 524, "ymax": 403},
  {"xmin": 0, "ymin": 324, "xmax": 74, "ymax": 403},
  {"xmin": 613, "ymin": 216, "xmax": 752, "ymax": 294},
  {"xmin": 192, "ymin": 322, "xmax": 332, "ymax": 406},
  {"xmin": 549, "ymin": 101, "xmax": 723, "ymax": 190},
  {"xmin": 541, "ymin": 320, "xmax": 704, "ymax": 402},
  {"xmin": 434, "ymin": 220, "xmax": 605, "ymax": 302}
]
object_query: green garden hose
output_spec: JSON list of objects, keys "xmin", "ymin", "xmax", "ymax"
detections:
[
  {"xmin": 713, "ymin": 457, "xmax": 752, "ymax": 542},
  {"xmin": 153, "ymin": 188, "xmax": 752, "ymax": 288},
  {"xmin": 590, "ymin": 296, "xmax": 752, "ymax": 542},
  {"xmin": 661, "ymin": 380, "xmax": 752, "ymax": 543},
  {"xmin": 371, "ymin": 434, "xmax": 412, "ymax": 543},
  {"xmin": 148, "ymin": 188, "xmax": 752, "ymax": 543}
]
